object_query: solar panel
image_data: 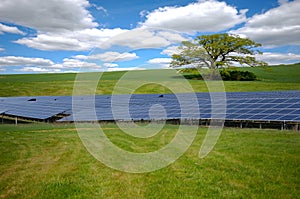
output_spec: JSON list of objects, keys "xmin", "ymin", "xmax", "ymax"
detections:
[
  {"xmin": 1, "ymin": 90, "xmax": 300, "ymax": 122},
  {"xmin": 291, "ymin": 110, "xmax": 300, "ymax": 115},
  {"xmin": 279, "ymin": 115, "xmax": 299, "ymax": 121}
]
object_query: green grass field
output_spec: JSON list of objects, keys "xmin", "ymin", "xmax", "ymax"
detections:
[
  {"xmin": 0, "ymin": 64, "xmax": 300, "ymax": 198},
  {"xmin": 0, "ymin": 63, "xmax": 299, "ymax": 97},
  {"xmin": 0, "ymin": 123, "xmax": 299, "ymax": 198}
]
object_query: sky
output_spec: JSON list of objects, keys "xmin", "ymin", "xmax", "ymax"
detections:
[{"xmin": 0, "ymin": 0, "xmax": 300, "ymax": 74}]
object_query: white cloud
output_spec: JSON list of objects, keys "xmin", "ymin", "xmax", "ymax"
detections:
[
  {"xmin": 156, "ymin": 31, "xmax": 188, "ymax": 43},
  {"xmin": 256, "ymin": 52, "xmax": 300, "ymax": 65},
  {"xmin": 161, "ymin": 46, "xmax": 182, "ymax": 56},
  {"xmin": 0, "ymin": 0, "xmax": 131, "ymax": 52},
  {"xmin": 14, "ymin": 28, "xmax": 128, "ymax": 51},
  {"xmin": 0, "ymin": 56, "xmax": 54, "ymax": 67},
  {"xmin": 0, "ymin": 0, "xmax": 97, "ymax": 32},
  {"xmin": 1, "ymin": 0, "xmax": 189, "ymax": 52},
  {"xmin": 107, "ymin": 67, "xmax": 146, "ymax": 72},
  {"xmin": 147, "ymin": 58, "xmax": 172, "ymax": 68},
  {"xmin": 231, "ymin": 1, "xmax": 300, "ymax": 47},
  {"xmin": 103, "ymin": 63, "xmax": 119, "ymax": 68},
  {"xmin": 0, "ymin": 48, "xmax": 4, "ymax": 52},
  {"xmin": 87, "ymin": 52, "xmax": 139, "ymax": 62},
  {"xmin": 52, "ymin": 58, "xmax": 102, "ymax": 69},
  {"xmin": 140, "ymin": 0, "xmax": 247, "ymax": 33},
  {"xmin": 102, "ymin": 28, "xmax": 172, "ymax": 49},
  {"xmin": 278, "ymin": 0, "xmax": 289, "ymax": 5},
  {"xmin": 16, "ymin": 67, "xmax": 61, "ymax": 73},
  {"xmin": 0, "ymin": 23, "xmax": 25, "ymax": 35},
  {"xmin": 100, "ymin": 28, "xmax": 188, "ymax": 50},
  {"xmin": 13, "ymin": 27, "xmax": 184, "ymax": 52},
  {"xmin": 72, "ymin": 55, "xmax": 88, "ymax": 60},
  {"xmin": 148, "ymin": 58, "xmax": 172, "ymax": 64},
  {"xmin": 0, "ymin": 56, "xmax": 103, "ymax": 72}
]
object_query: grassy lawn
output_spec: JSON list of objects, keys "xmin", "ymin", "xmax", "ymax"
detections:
[
  {"xmin": 0, "ymin": 63, "xmax": 299, "ymax": 97},
  {"xmin": 0, "ymin": 123, "xmax": 299, "ymax": 198}
]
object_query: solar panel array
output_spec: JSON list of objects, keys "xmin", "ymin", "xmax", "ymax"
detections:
[
  {"xmin": 0, "ymin": 91, "xmax": 299, "ymax": 122},
  {"xmin": 0, "ymin": 96, "xmax": 72, "ymax": 120}
]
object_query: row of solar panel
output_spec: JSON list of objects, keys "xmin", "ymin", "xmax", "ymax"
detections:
[{"xmin": 1, "ymin": 91, "xmax": 300, "ymax": 122}]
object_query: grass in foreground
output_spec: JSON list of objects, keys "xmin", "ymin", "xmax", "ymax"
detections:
[{"xmin": 0, "ymin": 123, "xmax": 299, "ymax": 198}]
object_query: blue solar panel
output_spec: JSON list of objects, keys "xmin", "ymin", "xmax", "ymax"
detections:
[
  {"xmin": 270, "ymin": 99, "xmax": 288, "ymax": 103},
  {"xmin": 1, "ymin": 90, "xmax": 300, "ymax": 122},
  {"xmin": 288, "ymin": 104, "xmax": 300, "ymax": 108},
  {"xmin": 248, "ymin": 114, "xmax": 271, "ymax": 120},
  {"xmin": 247, "ymin": 109, "xmax": 263, "ymax": 114},
  {"xmin": 272, "ymin": 104, "xmax": 290, "ymax": 108},
  {"xmin": 262, "ymin": 115, "xmax": 285, "ymax": 120},
  {"xmin": 285, "ymin": 99, "xmax": 299, "ymax": 103},
  {"xmin": 291, "ymin": 110, "xmax": 300, "ymax": 115},
  {"xmin": 245, "ymin": 104, "xmax": 263, "ymax": 108},
  {"xmin": 259, "ymin": 104, "xmax": 276, "ymax": 109},
  {"xmin": 279, "ymin": 115, "xmax": 299, "ymax": 121}
]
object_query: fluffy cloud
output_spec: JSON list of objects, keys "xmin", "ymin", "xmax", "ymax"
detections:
[
  {"xmin": 161, "ymin": 46, "xmax": 182, "ymax": 56},
  {"xmin": 140, "ymin": 0, "xmax": 247, "ymax": 33},
  {"xmin": 147, "ymin": 58, "xmax": 172, "ymax": 68},
  {"xmin": 102, "ymin": 28, "xmax": 172, "ymax": 49},
  {"xmin": 100, "ymin": 28, "xmax": 188, "ymax": 50},
  {"xmin": 0, "ymin": 0, "xmax": 97, "ymax": 32},
  {"xmin": 16, "ymin": 67, "xmax": 61, "ymax": 73},
  {"xmin": 231, "ymin": 1, "xmax": 300, "ymax": 47},
  {"xmin": 278, "ymin": 0, "xmax": 289, "ymax": 5},
  {"xmin": 0, "ymin": 56, "xmax": 103, "ymax": 72},
  {"xmin": 77, "ymin": 52, "xmax": 139, "ymax": 62},
  {"xmin": 0, "ymin": 23, "xmax": 25, "ymax": 35},
  {"xmin": 52, "ymin": 58, "xmax": 102, "ymax": 69},
  {"xmin": 0, "ymin": 48, "xmax": 4, "ymax": 52},
  {"xmin": 14, "ymin": 27, "xmax": 185, "ymax": 52},
  {"xmin": 0, "ymin": 0, "xmax": 131, "ymax": 52},
  {"xmin": 107, "ymin": 67, "xmax": 145, "ymax": 72},
  {"xmin": 1, "ymin": 0, "xmax": 188, "ymax": 52},
  {"xmin": 103, "ymin": 63, "xmax": 118, "ymax": 68},
  {"xmin": 15, "ymin": 28, "xmax": 128, "ymax": 51},
  {"xmin": 256, "ymin": 52, "xmax": 300, "ymax": 65},
  {"xmin": 0, "ymin": 56, "xmax": 54, "ymax": 67},
  {"xmin": 148, "ymin": 58, "xmax": 172, "ymax": 64},
  {"xmin": 90, "ymin": 52, "xmax": 139, "ymax": 62}
]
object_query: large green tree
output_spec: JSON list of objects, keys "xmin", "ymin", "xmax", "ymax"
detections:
[{"xmin": 170, "ymin": 33, "xmax": 268, "ymax": 70}]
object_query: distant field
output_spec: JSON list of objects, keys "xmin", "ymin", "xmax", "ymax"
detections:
[
  {"xmin": 239, "ymin": 63, "xmax": 300, "ymax": 83},
  {"xmin": 0, "ymin": 63, "xmax": 299, "ymax": 96},
  {"xmin": 0, "ymin": 123, "xmax": 299, "ymax": 198}
]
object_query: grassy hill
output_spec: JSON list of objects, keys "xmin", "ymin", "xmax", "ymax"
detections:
[
  {"xmin": 239, "ymin": 63, "xmax": 300, "ymax": 83},
  {"xmin": 0, "ymin": 63, "xmax": 300, "ymax": 97}
]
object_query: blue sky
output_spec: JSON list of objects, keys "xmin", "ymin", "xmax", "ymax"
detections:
[{"xmin": 0, "ymin": 0, "xmax": 299, "ymax": 74}]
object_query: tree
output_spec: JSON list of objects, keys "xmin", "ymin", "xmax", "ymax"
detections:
[{"xmin": 170, "ymin": 33, "xmax": 268, "ymax": 70}]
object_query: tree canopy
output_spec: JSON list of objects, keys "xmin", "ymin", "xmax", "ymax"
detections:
[{"xmin": 170, "ymin": 33, "xmax": 268, "ymax": 70}]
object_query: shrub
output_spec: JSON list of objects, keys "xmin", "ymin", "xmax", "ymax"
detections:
[
  {"xmin": 181, "ymin": 68, "xmax": 257, "ymax": 81},
  {"xmin": 220, "ymin": 69, "xmax": 257, "ymax": 81}
]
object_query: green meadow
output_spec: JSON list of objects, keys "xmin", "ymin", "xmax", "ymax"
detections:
[
  {"xmin": 0, "ymin": 124, "xmax": 299, "ymax": 198},
  {"xmin": 0, "ymin": 63, "xmax": 300, "ymax": 97},
  {"xmin": 0, "ymin": 63, "xmax": 300, "ymax": 198}
]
